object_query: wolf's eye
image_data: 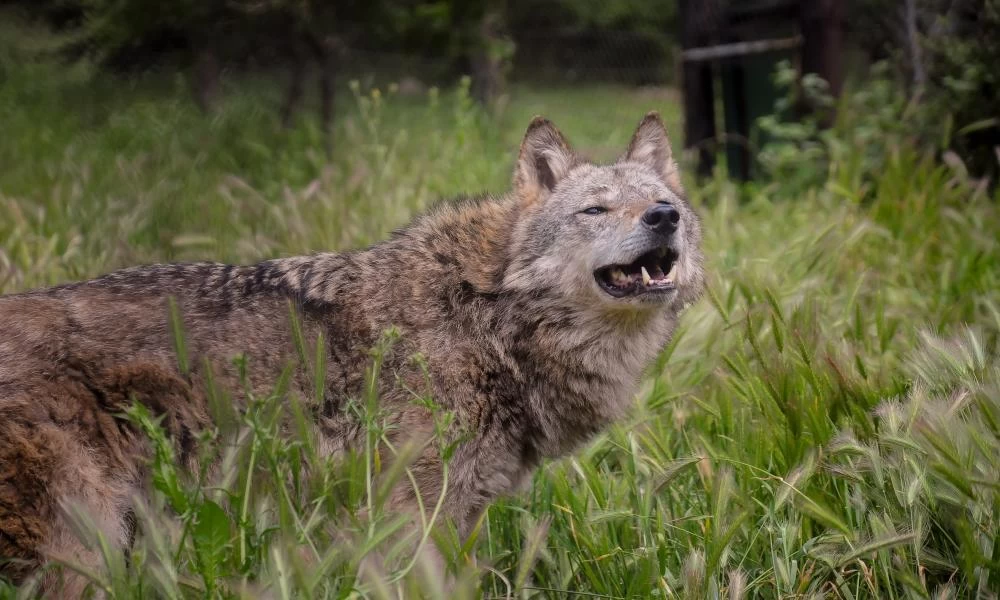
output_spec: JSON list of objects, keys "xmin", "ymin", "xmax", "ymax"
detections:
[{"xmin": 581, "ymin": 206, "xmax": 607, "ymax": 215}]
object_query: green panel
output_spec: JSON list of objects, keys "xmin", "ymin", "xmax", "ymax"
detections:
[{"xmin": 720, "ymin": 49, "xmax": 795, "ymax": 180}]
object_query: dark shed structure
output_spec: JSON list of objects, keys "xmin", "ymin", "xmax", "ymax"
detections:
[{"xmin": 679, "ymin": 0, "xmax": 844, "ymax": 180}]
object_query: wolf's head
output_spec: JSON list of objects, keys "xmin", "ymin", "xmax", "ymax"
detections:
[{"xmin": 502, "ymin": 113, "xmax": 704, "ymax": 318}]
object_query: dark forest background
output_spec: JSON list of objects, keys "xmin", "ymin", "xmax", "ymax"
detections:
[{"xmin": 2, "ymin": 0, "xmax": 997, "ymax": 180}]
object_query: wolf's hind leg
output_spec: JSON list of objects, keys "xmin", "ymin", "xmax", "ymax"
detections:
[{"xmin": 1, "ymin": 417, "xmax": 135, "ymax": 598}]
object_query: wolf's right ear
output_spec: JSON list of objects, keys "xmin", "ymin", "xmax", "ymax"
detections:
[
  {"xmin": 514, "ymin": 117, "xmax": 577, "ymax": 202},
  {"xmin": 622, "ymin": 111, "xmax": 682, "ymax": 190}
]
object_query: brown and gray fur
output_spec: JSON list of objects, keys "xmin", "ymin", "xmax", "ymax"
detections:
[{"xmin": 0, "ymin": 113, "xmax": 704, "ymax": 594}]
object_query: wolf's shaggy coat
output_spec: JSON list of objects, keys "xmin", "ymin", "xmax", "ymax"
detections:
[{"xmin": 0, "ymin": 113, "xmax": 703, "ymax": 594}]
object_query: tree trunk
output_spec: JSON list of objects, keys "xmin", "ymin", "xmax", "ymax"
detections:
[
  {"xmin": 800, "ymin": 0, "xmax": 845, "ymax": 98},
  {"xmin": 318, "ymin": 42, "xmax": 339, "ymax": 159},
  {"xmin": 280, "ymin": 41, "xmax": 307, "ymax": 129},
  {"xmin": 472, "ymin": 10, "xmax": 508, "ymax": 107},
  {"xmin": 192, "ymin": 45, "xmax": 221, "ymax": 114},
  {"xmin": 902, "ymin": 0, "xmax": 926, "ymax": 92},
  {"xmin": 679, "ymin": 0, "xmax": 721, "ymax": 178}
]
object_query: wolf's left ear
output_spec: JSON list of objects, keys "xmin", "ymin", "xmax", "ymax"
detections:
[
  {"xmin": 621, "ymin": 111, "xmax": 682, "ymax": 190},
  {"xmin": 514, "ymin": 116, "xmax": 577, "ymax": 202}
]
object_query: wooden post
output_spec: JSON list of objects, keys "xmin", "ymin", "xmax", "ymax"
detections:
[
  {"xmin": 800, "ymin": 0, "xmax": 844, "ymax": 98},
  {"xmin": 679, "ymin": 0, "xmax": 719, "ymax": 178}
]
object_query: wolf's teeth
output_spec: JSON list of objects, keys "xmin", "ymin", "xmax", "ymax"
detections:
[
  {"xmin": 611, "ymin": 267, "xmax": 627, "ymax": 284},
  {"xmin": 641, "ymin": 266, "xmax": 651, "ymax": 286},
  {"xmin": 664, "ymin": 263, "xmax": 679, "ymax": 283}
]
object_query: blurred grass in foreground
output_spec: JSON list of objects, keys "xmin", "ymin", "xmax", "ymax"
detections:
[{"xmin": 0, "ymin": 59, "xmax": 998, "ymax": 599}]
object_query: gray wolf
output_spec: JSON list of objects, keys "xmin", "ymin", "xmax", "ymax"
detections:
[{"xmin": 0, "ymin": 112, "xmax": 704, "ymax": 594}]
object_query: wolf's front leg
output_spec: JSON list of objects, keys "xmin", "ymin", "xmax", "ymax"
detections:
[{"xmin": 352, "ymin": 448, "xmax": 451, "ymax": 596}]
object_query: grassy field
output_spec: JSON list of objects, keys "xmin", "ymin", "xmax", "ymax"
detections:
[{"xmin": 1, "ymin": 64, "xmax": 999, "ymax": 599}]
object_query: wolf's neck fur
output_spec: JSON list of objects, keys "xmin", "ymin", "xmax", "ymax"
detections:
[{"xmin": 268, "ymin": 195, "xmax": 671, "ymax": 458}]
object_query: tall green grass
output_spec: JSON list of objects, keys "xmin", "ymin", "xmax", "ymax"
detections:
[{"xmin": 1, "ymin": 61, "xmax": 998, "ymax": 598}]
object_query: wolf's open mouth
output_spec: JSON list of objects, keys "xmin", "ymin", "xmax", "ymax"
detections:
[{"xmin": 595, "ymin": 247, "xmax": 679, "ymax": 298}]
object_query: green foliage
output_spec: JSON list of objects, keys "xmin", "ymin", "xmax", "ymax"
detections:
[
  {"xmin": 921, "ymin": 0, "xmax": 1000, "ymax": 181},
  {"xmin": 845, "ymin": 0, "xmax": 1000, "ymax": 181},
  {"xmin": 0, "ymin": 9, "xmax": 95, "ymax": 91},
  {"xmin": 507, "ymin": 0, "xmax": 677, "ymax": 84},
  {"xmin": 510, "ymin": 0, "xmax": 677, "ymax": 33},
  {"xmin": 1, "ymin": 62, "xmax": 999, "ymax": 597},
  {"xmin": 756, "ymin": 57, "xmax": 998, "ymax": 199},
  {"xmin": 6, "ymin": 0, "xmax": 680, "ymax": 88},
  {"xmin": 757, "ymin": 61, "xmax": 916, "ymax": 193},
  {"xmin": 78, "ymin": 0, "xmax": 223, "ymax": 48}
]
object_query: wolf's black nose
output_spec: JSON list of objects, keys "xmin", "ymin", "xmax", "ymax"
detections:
[{"xmin": 642, "ymin": 204, "xmax": 680, "ymax": 234}]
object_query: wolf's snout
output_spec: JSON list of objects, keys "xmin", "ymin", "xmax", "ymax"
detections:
[{"xmin": 641, "ymin": 204, "xmax": 680, "ymax": 235}]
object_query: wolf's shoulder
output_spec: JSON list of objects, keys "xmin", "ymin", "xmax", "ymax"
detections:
[{"xmin": 393, "ymin": 193, "xmax": 511, "ymax": 235}]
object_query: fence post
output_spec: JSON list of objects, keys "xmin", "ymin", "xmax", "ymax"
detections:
[{"xmin": 679, "ymin": 0, "xmax": 719, "ymax": 178}]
